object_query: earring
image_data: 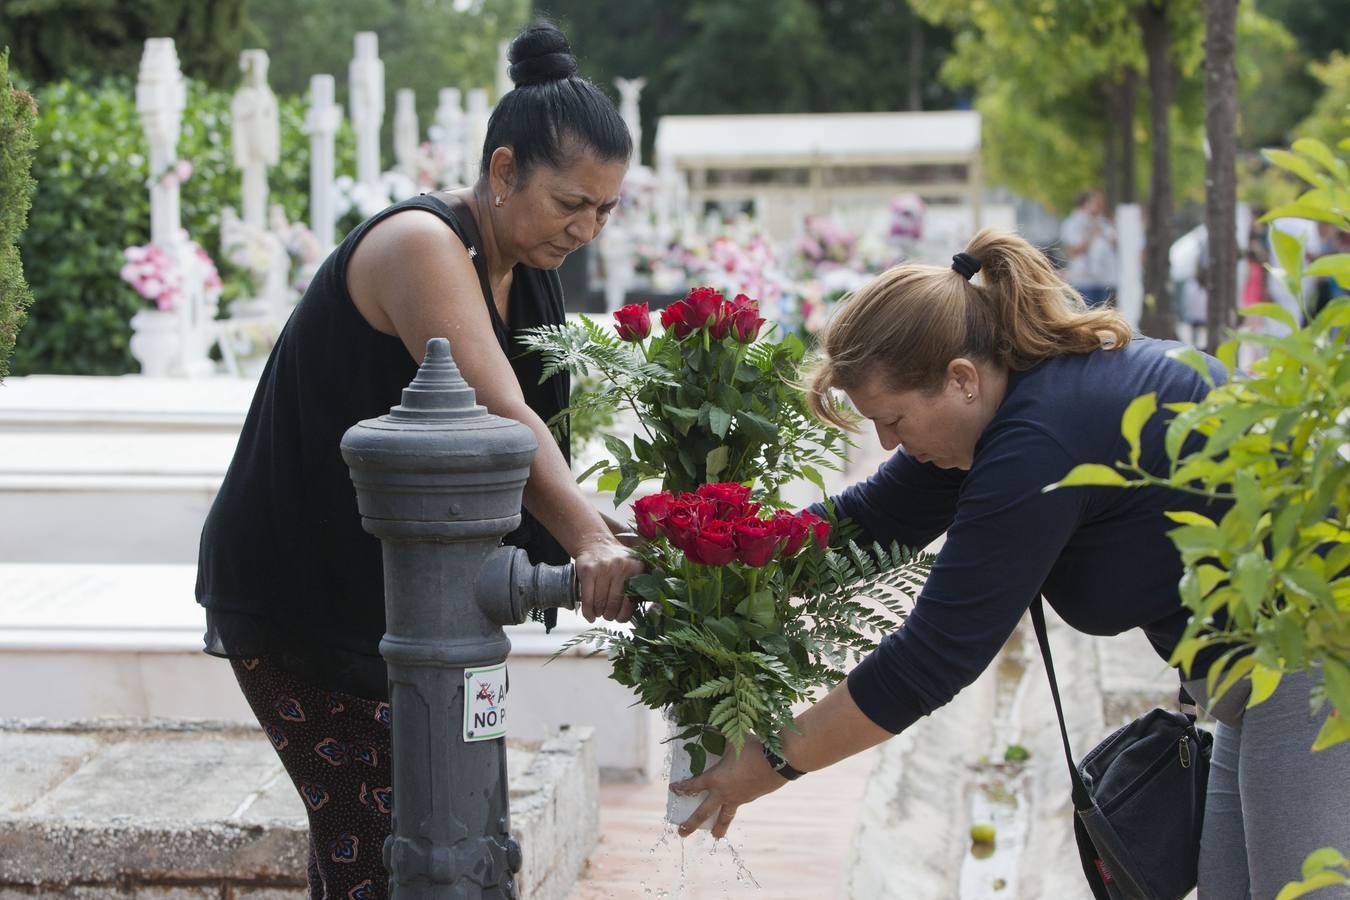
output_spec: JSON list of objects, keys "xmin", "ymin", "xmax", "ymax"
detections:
[
  {"xmin": 494, "ymin": 195, "xmax": 504, "ymax": 207},
  {"xmin": 966, "ymin": 392, "xmax": 974, "ymax": 401}
]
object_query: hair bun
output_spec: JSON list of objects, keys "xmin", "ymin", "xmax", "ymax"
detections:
[{"xmin": 509, "ymin": 22, "xmax": 578, "ymax": 87}]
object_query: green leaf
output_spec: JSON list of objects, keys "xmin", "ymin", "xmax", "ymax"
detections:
[
  {"xmin": 1271, "ymin": 227, "xmax": 1306, "ymax": 283},
  {"xmin": 1311, "ymin": 711, "xmax": 1350, "ymax": 752},
  {"xmin": 1323, "ymin": 657, "xmax": 1350, "ymax": 721},
  {"xmin": 1239, "ymin": 302, "xmax": 1299, "ymax": 332},
  {"xmin": 1281, "ymin": 569, "xmax": 1332, "ymax": 605},
  {"xmin": 801, "ymin": 464, "xmax": 827, "ymax": 492},
  {"xmin": 1276, "ymin": 870, "xmax": 1350, "ymax": 900},
  {"xmin": 1120, "ymin": 393, "xmax": 1157, "ymax": 467},
  {"xmin": 733, "ymin": 412, "xmax": 777, "ymax": 447},
  {"xmin": 1247, "ymin": 664, "xmax": 1282, "ymax": 709},
  {"xmin": 734, "ymin": 590, "xmax": 777, "ymax": 628},
  {"xmin": 706, "ymin": 617, "xmax": 740, "ymax": 649},
  {"xmin": 709, "ymin": 405, "xmax": 732, "ymax": 439},
  {"xmin": 1260, "ymin": 203, "xmax": 1347, "ymax": 227},
  {"xmin": 573, "ymin": 459, "xmax": 609, "ymax": 484},
  {"xmin": 1164, "ymin": 510, "xmax": 1216, "ymax": 528},
  {"xmin": 1301, "ymin": 848, "xmax": 1350, "ymax": 879},
  {"xmin": 615, "ymin": 474, "xmax": 641, "ymax": 505},
  {"xmin": 1262, "ymin": 148, "xmax": 1324, "ymax": 187},
  {"xmin": 1291, "ymin": 138, "xmax": 1343, "ymax": 178},
  {"xmin": 1166, "ymin": 348, "xmax": 1220, "ymax": 385},
  {"xmin": 1234, "ymin": 551, "xmax": 1274, "ymax": 612},
  {"xmin": 1305, "ymin": 254, "xmax": 1350, "ymax": 279},
  {"xmin": 714, "ymin": 382, "xmax": 742, "ymax": 412},
  {"xmin": 603, "ymin": 434, "xmax": 632, "ymax": 462},
  {"xmin": 1044, "ymin": 464, "xmax": 1128, "ymax": 491},
  {"xmin": 684, "ymin": 741, "xmax": 708, "ymax": 777},
  {"xmin": 705, "ymin": 445, "xmax": 730, "ymax": 479},
  {"xmin": 596, "ymin": 469, "xmax": 622, "ymax": 494}
]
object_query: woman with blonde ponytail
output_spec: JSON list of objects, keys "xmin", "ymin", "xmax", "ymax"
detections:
[{"xmin": 673, "ymin": 229, "xmax": 1349, "ymax": 898}]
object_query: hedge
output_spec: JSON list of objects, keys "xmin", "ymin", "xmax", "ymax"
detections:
[{"xmin": 13, "ymin": 76, "xmax": 355, "ymax": 374}]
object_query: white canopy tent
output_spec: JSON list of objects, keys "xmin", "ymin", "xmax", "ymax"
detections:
[{"xmin": 654, "ymin": 110, "xmax": 984, "ymax": 237}]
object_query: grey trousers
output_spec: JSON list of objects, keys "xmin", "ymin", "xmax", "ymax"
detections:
[{"xmin": 1183, "ymin": 670, "xmax": 1350, "ymax": 899}]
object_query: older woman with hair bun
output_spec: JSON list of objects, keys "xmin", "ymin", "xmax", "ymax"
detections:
[
  {"xmin": 196, "ymin": 20, "xmax": 643, "ymax": 895},
  {"xmin": 673, "ymin": 228, "xmax": 1350, "ymax": 898}
]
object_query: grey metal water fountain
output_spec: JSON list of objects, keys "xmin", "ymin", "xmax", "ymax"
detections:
[{"xmin": 341, "ymin": 337, "xmax": 578, "ymax": 899}]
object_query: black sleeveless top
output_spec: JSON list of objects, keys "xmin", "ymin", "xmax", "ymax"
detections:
[{"xmin": 196, "ymin": 193, "xmax": 570, "ymax": 699}]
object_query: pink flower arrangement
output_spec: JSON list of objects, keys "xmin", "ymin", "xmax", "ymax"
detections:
[{"xmin": 120, "ymin": 235, "xmax": 222, "ymax": 312}]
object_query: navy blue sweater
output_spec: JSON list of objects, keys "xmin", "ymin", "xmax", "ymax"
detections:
[{"xmin": 828, "ymin": 338, "xmax": 1227, "ymax": 734}]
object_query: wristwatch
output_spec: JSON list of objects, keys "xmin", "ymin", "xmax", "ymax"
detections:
[{"xmin": 761, "ymin": 744, "xmax": 806, "ymax": 781}]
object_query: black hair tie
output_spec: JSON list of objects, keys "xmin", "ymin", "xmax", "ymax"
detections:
[{"xmin": 951, "ymin": 252, "xmax": 981, "ymax": 280}]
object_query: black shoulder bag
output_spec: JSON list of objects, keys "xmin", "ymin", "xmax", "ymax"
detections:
[{"xmin": 1030, "ymin": 598, "xmax": 1214, "ymax": 900}]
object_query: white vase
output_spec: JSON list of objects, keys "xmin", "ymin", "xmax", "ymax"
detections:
[
  {"xmin": 129, "ymin": 308, "xmax": 181, "ymax": 377},
  {"xmin": 665, "ymin": 718, "xmax": 722, "ymax": 831}
]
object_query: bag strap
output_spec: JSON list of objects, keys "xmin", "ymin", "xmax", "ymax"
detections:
[{"xmin": 1029, "ymin": 597, "xmax": 1093, "ymax": 810}]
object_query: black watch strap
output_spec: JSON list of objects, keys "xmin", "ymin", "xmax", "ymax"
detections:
[{"xmin": 762, "ymin": 744, "xmax": 806, "ymax": 781}]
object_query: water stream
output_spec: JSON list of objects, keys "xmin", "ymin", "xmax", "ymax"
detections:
[{"xmin": 959, "ymin": 626, "xmax": 1034, "ymax": 899}]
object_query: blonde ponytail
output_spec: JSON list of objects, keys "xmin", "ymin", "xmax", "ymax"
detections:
[{"xmin": 804, "ymin": 227, "xmax": 1131, "ymax": 426}]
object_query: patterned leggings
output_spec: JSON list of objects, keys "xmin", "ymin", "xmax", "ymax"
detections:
[{"xmin": 230, "ymin": 657, "xmax": 393, "ymax": 900}]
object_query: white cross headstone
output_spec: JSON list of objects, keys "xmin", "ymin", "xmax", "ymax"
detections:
[
  {"xmin": 231, "ymin": 49, "xmax": 280, "ymax": 230},
  {"xmin": 464, "ymin": 88, "xmax": 490, "ymax": 186},
  {"xmin": 434, "ymin": 87, "xmax": 465, "ymax": 189},
  {"xmin": 614, "ymin": 77, "xmax": 646, "ymax": 167},
  {"xmin": 394, "ymin": 88, "xmax": 419, "ymax": 178},
  {"xmin": 349, "ymin": 32, "xmax": 385, "ymax": 191},
  {"xmin": 305, "ymin": 74, "xmax": 342, "ymax": 252}
]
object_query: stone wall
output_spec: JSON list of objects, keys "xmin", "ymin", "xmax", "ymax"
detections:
[{"xmin": 0, "ymin": 720, "xmax": 596, "ymax": 899}]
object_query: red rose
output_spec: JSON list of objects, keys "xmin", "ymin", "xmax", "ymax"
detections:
[
  {"xmin": 709, "ymin": 301, "xmax": 735, "ymax": 339},
  {"xmin": 687, "ymin": 518, "xmax": 737, "ymax": 566},
  {"xmin": 733, "ymin": 517, "xmax": 779, "ymax": 567},
  {"xmin": 614, "ymin": 302, "xmax": 651, "ymax": 342},
  {"xmin": 771, "ymin": 509, "xmax": 810, "ymax": 556},
  {"xmin": 695, "ymin": 482, "xmax": 752, "ymax": 519},
  {"xmin": 660, "ymin": 301, "xmax": 696, "ymax": 340},
  {"xmin": 684, "ymin": 287, "xmax": 725, "ymax": 331},
  {"xmin": 664, "ymin": 505, "xmax": 698, "ymax": 551},
  {"xmin": 731, "ymin": 303, "xmax": 766, "ymax": 343},
  {"xmin": 797, "ymin": 510, "xmax": 831, "ymax": 548},
  {"xmin": 730, "ymin": 293, "xmax": 755, "ymax": 311},
  {"xmin": 632, "ymin": 491, "xmax": 674, "ymax": 540}
]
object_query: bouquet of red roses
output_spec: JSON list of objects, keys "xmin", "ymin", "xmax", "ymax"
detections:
[{"xmin": 528, "ymin": 288, "xmax": 930, "ymax": 788}]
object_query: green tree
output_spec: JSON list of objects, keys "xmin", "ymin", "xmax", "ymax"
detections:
[
  {"xmin": 1256, "ymin": 0, "xmax": 1350, "ymax": 65},
  {"xmin": 1295, "ymin": 53, "xmax": 1350, "ymax": 149},
  {"xmin": 543, "ymin": 0, "xmax": 957, "ymax": 164},
  {"xmin": 0, "ymin": 0, "xmax": 246, "ymax": 87},
  {"xmin": 662, "ymin": 0, "xmax": 832, "ymax": 114},
  {"xmin": 0, "ymin": 49, "xmax": 37, "ymax": 381}
]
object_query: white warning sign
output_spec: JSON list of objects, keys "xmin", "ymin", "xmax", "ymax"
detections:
[{"xmin": 464, "ymin": 663, "xmax": 507, "ymax": 742}]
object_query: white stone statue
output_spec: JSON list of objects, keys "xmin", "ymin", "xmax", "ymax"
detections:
[
  {"xmin": 136, "ymin": 38, "xmax": 186, "ymax": 249},
  {"xmin": 393, "ymin": 89, "xmax": 419, "ymax": 178},
  {"xmin": 464, "ymin": 88, "xmax": 490, "ymax": 185},
  {"xmin": 433, "ymin": 87, "xmax": 465, "ymax": 189},
  {"xmin": 136, "ymin": 38, "xmax": 217, "ymax": 377},
  {"xmin": 614, "ymin": 77, "xmax": 646, "ymax": 167},
  {"xmin": 305, "ymin": 74, "xmax": 342, "ymax": 252},
  {"xmin": 231, "ymin": 49, "xmax": 280, "ymax": 229},
  {"xmin": 349, "ymin": 32, "xmax": 385, "ymax": 190}
]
